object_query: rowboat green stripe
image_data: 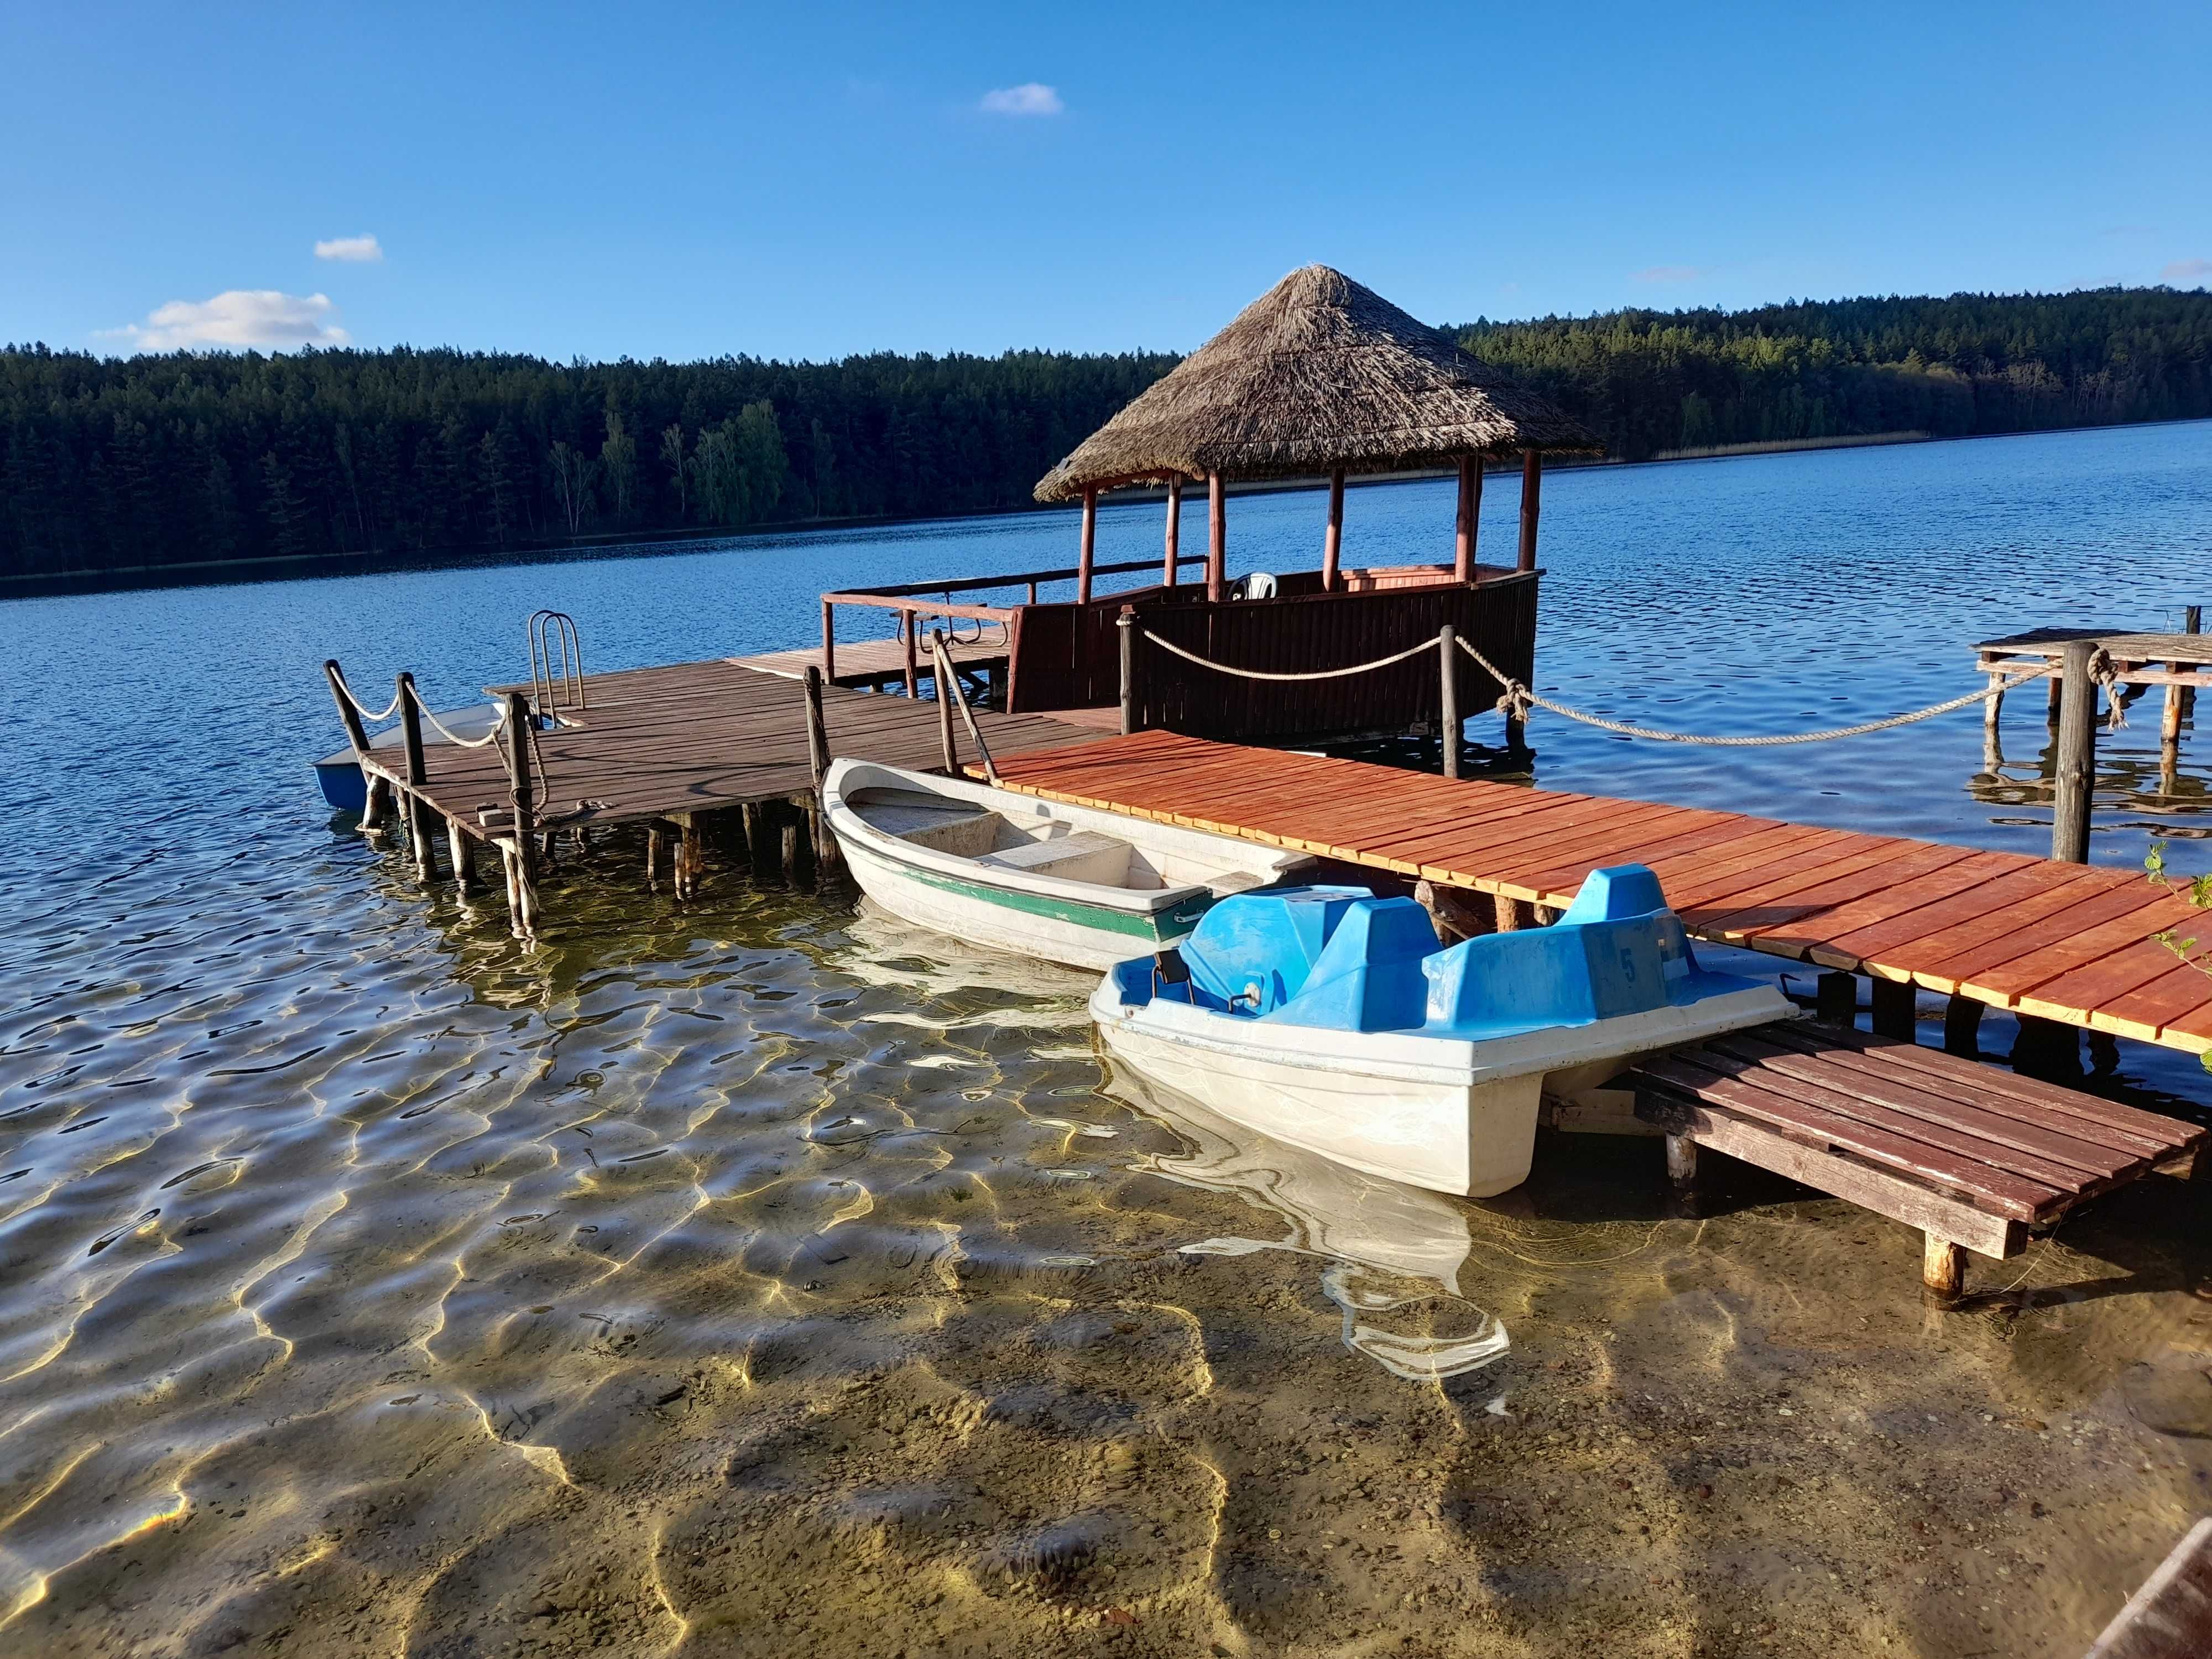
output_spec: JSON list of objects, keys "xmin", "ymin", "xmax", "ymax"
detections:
[{"xmin": 896, "ymin": 862, "xmax": 1213, "ymax": 941}]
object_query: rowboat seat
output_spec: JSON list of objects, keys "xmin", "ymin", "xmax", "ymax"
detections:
[{"xmin": 977, "ymin": 830, "xmax": 1134, "ymax": 885}]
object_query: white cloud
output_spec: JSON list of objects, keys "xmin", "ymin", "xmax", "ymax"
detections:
[
  {"xmin": 1631, "ymin": 265, "xmax": 1705, "ymax": 285},
  {"xmin": 314, "ymin": 233, "xmax": 383, "ymax": 262},
  {"xmin": 2162, "ymin": 258, "xmax": 2212, "ymax": 285},
  {"xmin": 98, "ymin": 290, "xmax": 350, "ymax": 352},
  {"xmin": 980, "ymin": 82, "xmax": 1062, "ymax": 116}
]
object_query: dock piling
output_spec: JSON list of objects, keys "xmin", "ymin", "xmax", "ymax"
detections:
[
  {"xmin": 1922, "ymin": 1233, "xmax": 1965, "ymax": 1300},
  {"xmin": 1118, "ymin": 608, "xmax": 1138, "ymax": 737},
  {"xmin": 2052, "ymin": 639, "xmax": 2096, "ymax": 863},
  {"xmin": 1815, "ymin": 971, "xmax": 1857, "ymax": 1025},
  {"xmin": 1438, "ymin": 624, "xmax": 1460, "ymax": 779},
  {"xmin": 500, "ymin": 690, "xmax": 539, "ymax": 940},
  {"xmin": 1870, "ymin": 977, "xmax": 1916, "ymax": 1041},
  {"xmin": 448, "ymin": 822, "xmax": 475, "ymax": 896},
  {"xmin": 396, "ymin": 672, "xmax": 439, "ymax": 878}
]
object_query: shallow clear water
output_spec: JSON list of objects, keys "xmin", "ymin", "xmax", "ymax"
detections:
[{"xmin": 4, "ymin": 421, "xmax": 2212, "ymax": 1657}]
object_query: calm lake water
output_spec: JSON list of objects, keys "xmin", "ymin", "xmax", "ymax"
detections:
[{"xmin": 4, "ymin": 421, "xmax": 2211, "ymax": 1658}]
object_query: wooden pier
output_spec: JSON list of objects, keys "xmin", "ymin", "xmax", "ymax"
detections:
[
  {"xmin": 327, "ymin": 656, "xmax": 1097, "ymax": 936},
  {"xmin": 976, "ymin": 729, "xmax": 2212, "ymax": 1056}
]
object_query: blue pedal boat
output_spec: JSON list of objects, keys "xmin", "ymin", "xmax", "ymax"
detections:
[{"xmin": 1091, "ymin": 864, "xmax": 1794, "ymax": 1197}]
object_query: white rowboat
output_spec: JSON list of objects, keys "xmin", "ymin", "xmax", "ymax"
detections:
[{"xmin": 822, "ymin": 758, "xmax": 1312, "ymax": 971}]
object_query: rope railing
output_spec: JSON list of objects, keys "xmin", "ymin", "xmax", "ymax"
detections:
[
  {"xmin": 1140, "ymin": 629, "xmax": 1439, "ymax": 682},
  {"xmin": 333, "ymin": 679, "xmax": 405, "ymax": 724},
  {"xmin": 1453, "ymin": 637, "xmax": 2046, "ymax": 747},
  {"xmin": 1123, "ymin": 625, "xmax": 2047, "ymax": 746}
]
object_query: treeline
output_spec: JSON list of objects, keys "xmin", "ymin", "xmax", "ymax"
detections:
[
  {"xmin": 4, "ymin": 287, "xmax": 2210, "ymax": 581},
  {"xmin": 1454, "ymin": 287, "xmax": 2212, "ymax": 459}
]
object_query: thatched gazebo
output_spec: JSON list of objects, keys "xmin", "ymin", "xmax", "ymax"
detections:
[{"xmin": 1036, "ymin": 264, "xmax": 1601, "ymax": 602}]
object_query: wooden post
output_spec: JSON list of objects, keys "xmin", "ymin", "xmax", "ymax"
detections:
[
  {"xmin": 681, "ymin": 817, "xmax": 703, "ymax": 900},
  {"xmin": 1922, "ymin": 1233, "xmax": 1965, "ymax": 1300},
  {"xmin": 1516, "ymin": 450, "xmax": 1541, "ymax": 574},
  {"xmin": 396, "ymin": 672, "xmax": 437, "ymax": 876},
  {"xmin": 901, "ymin": 609, "xmax": 919, "ymax": 698},
  {"xmin": 1664, "ymin": 1133, "xmax": 1699, "ymax": 1191},
  {"xmin": 1494, "ymin": 894, "xmax": 1525, "ymax": 932},
  {"xmin": 1206, "ymin": 472, "xmax": 1226, "ymax": 602},
  {"xmin": 646, "ymin": 823, "xmax": 664, "ymax": 891},
  {"xmin": 2182, "ymin": 604, "xmax": 2201, "ymax": 719},
  {"xmin": 1077, "ymin": 487, "xmax": 1098, "ymax": 605},
  {"xmin": 1870, "ymin": 976, "xmax": 1916, "ymax": 1041},
  {"xmin": 1943, "ymin": 994, "xmax": 1983, "ymax": 1058},
  {"xmin": 936, "ymin": 649, "xmax": 958, "ymax": 774},
  {"xmin": 1981, "ymin": 670, "xmax": 2005, "ymax": 772},
  {"xmin": 1118, "ymin": 607, "xmax": 1139, "ymax": 736},
  {"xmin": 2052, "ymin": 639, "xmax": 2096, "ymax": 864},
  {"xmin": 1454, "ymin": 457, "xmax": 1481, "ymax": 582},
  {"xmin": 501, "ymin": 691, "xmax": 538, "ymax": 940},
  {"xmin": 447, "ymin": 822, "xmax": 474, "ymax": 895},
  {"xmin": 2045, "ymin": 661, "xmax": 2063, "ymax": 725},
  {"xmin": 1815, "ymin": 970, "xmax": 1857, "ymax": 1025},
  {"xmin": 803, "ymin": 665, "xmax": 832, "ymax": 789},
  {"xmin": 1438, "ymin": 624, "xmax": 1460, "ymax": 780},
  {"xmin": 781, "ymin": 819, "xmax": 802, "ymax": 885},
  {"xmin": 1322, "ymin": 468, "xmax": 1344, "ymax": 591},
  {"xmin": 743, "ymin": 802, "xmax": 771, "ymax": 879},
  {"xmin": 820, "ymin": 598, "xmax": 837, "ymax": 685},
  {"xmin": 323, "ymin": 659, "xmax": 373, "ymax": 754},
  {"xmin": 1162, "ymin": 478, "xmax": 1181, "ymax": 588},
  {"xmin": 2161, "ymin": 675, "xmax": 2185, "ymax": 796}
]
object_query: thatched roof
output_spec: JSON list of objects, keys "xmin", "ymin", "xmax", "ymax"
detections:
[{"xmin": 1034, "ymin": 265, "xmax": 1602, "ymax": 502}]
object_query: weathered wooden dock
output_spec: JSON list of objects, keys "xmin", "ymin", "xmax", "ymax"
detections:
[
  {"xmin": 976, "ymin": 729, "xmax": 2212, "ymax": 1055},
  {"xmin": 327, "ymin": 656, "xmax": 1098, "ymax": 935}
]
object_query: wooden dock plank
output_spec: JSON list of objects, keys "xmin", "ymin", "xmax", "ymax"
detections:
[{"xmin": 979, "ymin": 732, "xmax": 2212, "ymax": 1052}]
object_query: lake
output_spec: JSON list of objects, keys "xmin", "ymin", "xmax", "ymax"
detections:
[{"xmin": 3, "ymin": 420, "xmax": 2210, "ymax": 1657}]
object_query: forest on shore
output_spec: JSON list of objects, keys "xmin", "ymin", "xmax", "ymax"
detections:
[{"xmin": 4, "ymin": 286, "xmax": 2208, "ymax": 582}]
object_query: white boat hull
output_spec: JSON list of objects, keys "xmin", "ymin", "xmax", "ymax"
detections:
[
  {"xmin": 1092, "ymin": 973, "xmax": 1791, "ymax": 1198},
  {"xmin": 824, "ymin": 759, "xmax": 1308, "ymax": 972}
]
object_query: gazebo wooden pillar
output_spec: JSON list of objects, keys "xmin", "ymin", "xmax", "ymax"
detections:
[
  {"xmin": 1077, "ymin": 487, "xmax": 1098, "ymax": 603},
  {"xmin": 1206, "ymin": 471, "xmax": 1226, "ymax": 601},
  {"xmin": 1517, "ymin": 450, "xmax": 1542, "ymax": 572},
  {"xmin": 1321, "ymin": 468, "xmax": 1344, "ymax": 590},
  {"xmin": 1454, "ymin": 456, "xmax": 1483, "ymax": 582},
  {"xmin": 1162, "ymin": 478, "xmax": 1181, "ymax": 588}
]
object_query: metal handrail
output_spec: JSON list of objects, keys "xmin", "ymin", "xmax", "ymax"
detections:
[{"xmin": 527, "ymin": 610, "xmax": 586, "ymax": 711}]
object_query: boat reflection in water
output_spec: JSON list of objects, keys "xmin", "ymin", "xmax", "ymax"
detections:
[{"xmin": 1103, "ymin": 1065, "xmax": 1509, "ymax": 1384}]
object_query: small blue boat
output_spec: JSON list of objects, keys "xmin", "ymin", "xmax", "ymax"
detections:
[
  {"xmin": 1091, "ymin": 864, "xmax": 1794, "ymax": 1196},
  {"xmin": 312, "ymin": 703, "xmax": 504, "ymax": 815}
]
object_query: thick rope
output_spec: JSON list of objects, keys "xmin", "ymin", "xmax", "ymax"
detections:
[
  {"xmin": 416, "ymin": 704, "xmax": 508, "ymax": 749},
  {"xmin": 1455, "ymin": 637, "xmax": 2043, "ymax": 747},
  {"xmin": 1141, "ymin": 629, "xmax": 1439, "ymax": 682},
  {"xmin": 335, "ymin": 681, "xmax": 405, "ymax": 724}
]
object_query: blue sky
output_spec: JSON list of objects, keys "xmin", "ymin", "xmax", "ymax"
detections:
[{"xmin": 4, "ymin": 1, "xmax": 2208, "ymax": 362}]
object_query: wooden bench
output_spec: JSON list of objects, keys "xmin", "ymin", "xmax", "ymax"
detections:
[{"xmin": 1627, "ymin": 1021, "xmax": 2202, "ymax": 1297}]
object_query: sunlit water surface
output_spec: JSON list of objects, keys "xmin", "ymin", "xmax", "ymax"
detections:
[{"xmin": 4, "ymin": 422, "xmax": 2212, "ymax": 1658}]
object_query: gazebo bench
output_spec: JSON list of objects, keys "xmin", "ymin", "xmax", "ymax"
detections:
[{"xmin": 1627, "ymin": 1022, "xmax": 2201, "ymax": 1296}]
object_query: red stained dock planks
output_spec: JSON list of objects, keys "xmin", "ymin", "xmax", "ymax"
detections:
[{"xmin": 980, "ymin": 730, "xmax": 2212, "ymax": 1055}]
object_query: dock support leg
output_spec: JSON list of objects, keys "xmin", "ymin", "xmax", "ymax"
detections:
[
  {"xmin": 680, "ymin": 817, "xmax": 703, "ymax": 899},
  {"xmin": 2161, "ymin": 679, "xmax": 2184, "ymax": 796},
  {"xmin": 1494, "ymin": 894, "xmax": 1525, "ymax": 933},
  {"xmin": 1870, "ymin": 977, "xmax": 1917, "ymax": 1041},
  {"xmin": 781, "ymin": 818, "xmax": 802, "ymax": 885},
  {"xmin": 742, "ymin": 804, "xmax": 767, "ymax": 879},
  {"xmin": 809, "ymin": 803, "xmax": 842, "ymax": 886},
  {"xmin": 1664, "ymin": 1133, "xmax": 1699, "ymax": 1191},
  {"xmin": 646, "ymin": 824, "xmax": 664, "ymax": 892},
  {"xmin": 2046, "ymin": 669, "xmax": 2063, "ymax": 726},
  {"xmin": 1922, "ymin": 1233, "xmax": 1965, "ymax": 1300},
  {"xmin": 1981, "ymin": 671, "xmax": 2005, "ymax": 772},
  {"xmin": 448, "ymin": 822, "xmax": 474, "ymax": 897},
  {"xmin": 1943, "ymin": 994, "xmax": 1983, "ymax": 1058},
  {"xmin": 1815, "ymin": 971, "xmax": 1858, "ymax": 1026},
  {"xmin": 502, "ymin": 839, "xmax": 539, "ymax": 942},
  {"xmin": 363, "ymin": 776, "xmax": 394, "ymax": 834},
  {"xmin": 2011, "ymin": 1014, "xmax": 2081, "ymax": 1083}
]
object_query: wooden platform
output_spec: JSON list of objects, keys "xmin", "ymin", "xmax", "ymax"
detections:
[
  {"xmin": 733, "ymin": 633, "xmax": 1006, "ymax": 688},
  {"xmin": 1628, "ymin": 1022, "xmax": 2200, "ymax": 1292},
  {"xmin": 364, "ymin": 660, "xmax": 1092, "ymax": 834},
  {"xmin": 977, "ymin": 729, "xmax": 2212, "ymax": 1053}
]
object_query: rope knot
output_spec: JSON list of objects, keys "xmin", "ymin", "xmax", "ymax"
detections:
[
  {"xmin": 2089, "ymin": 648, "xmax": 2127, "ymax": 729},
  {"xmin": 1493, "ymin": 682, "xmax": 1534, "ymax": 724}
]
